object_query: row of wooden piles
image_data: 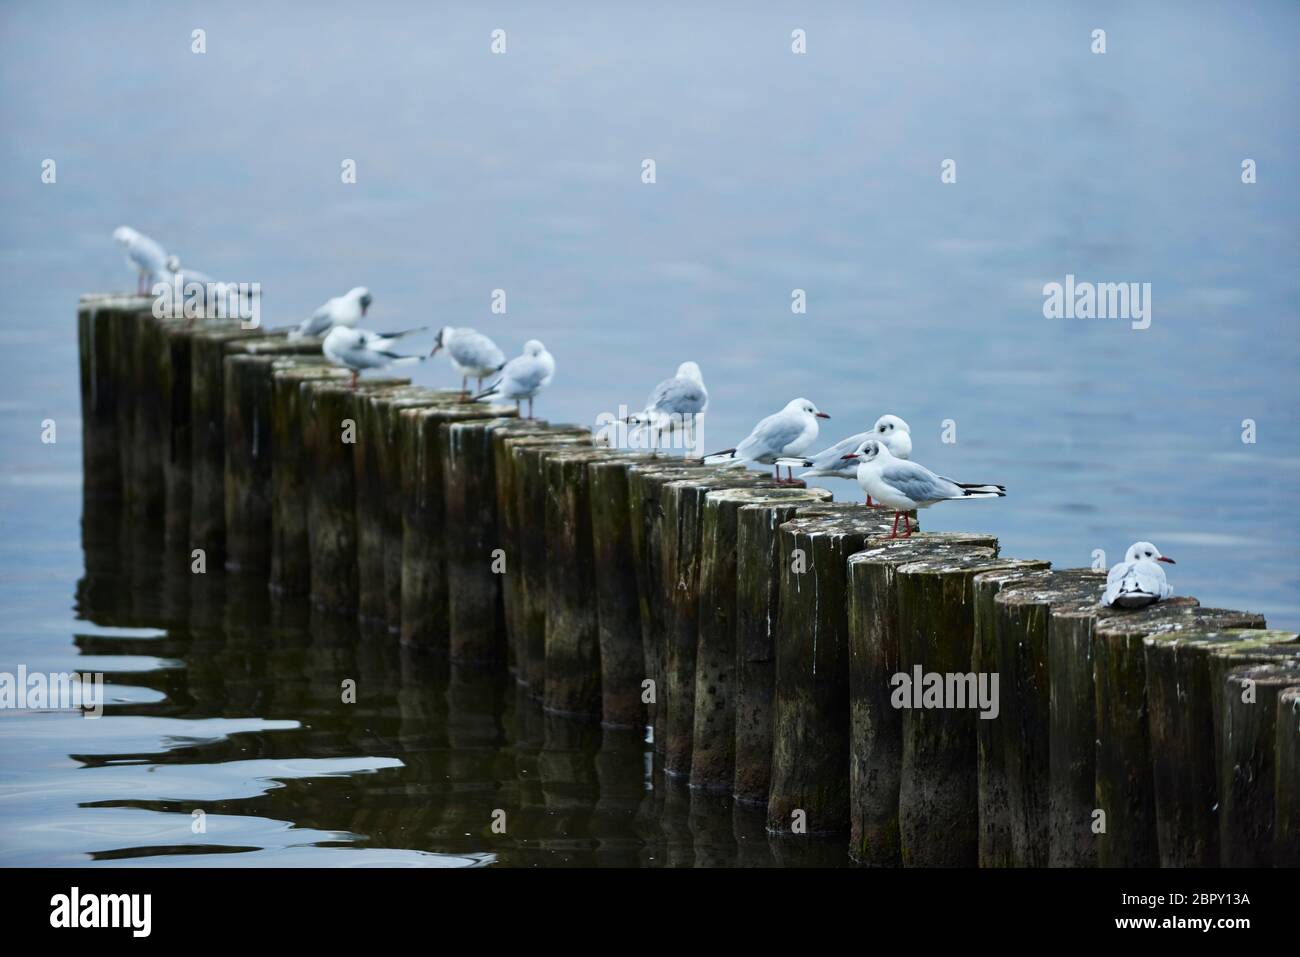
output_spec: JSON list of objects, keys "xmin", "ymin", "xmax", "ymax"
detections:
[{"xmin": 77, "ymin": 295, "xmax": 1299, "ymax": 867}]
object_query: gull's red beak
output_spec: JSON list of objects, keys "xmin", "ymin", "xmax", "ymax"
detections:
[
  {"xmin": 840, "ymin": 453, "xmax": 859, "ymax": 461},
  {"xmin": 430, "ymin": 344, "xmax": 441, "ymax": 356},
  {"xmin": 1157, "ymin": 556, "xmax": 1175, "ymax": 564},
  {"xmin": 815, "ymin": 412, "xmax": 830, "ymax": 419}
]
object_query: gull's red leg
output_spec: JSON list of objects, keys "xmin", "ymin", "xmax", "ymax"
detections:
[
  {"xmin": 890, "ymin": 511, "xmax": 901, "ymax": 539},
  {"xmin": 903, "ymin": 513, "xmax": 912, "ymax": 538}
]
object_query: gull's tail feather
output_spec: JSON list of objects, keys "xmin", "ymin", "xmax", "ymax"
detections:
[
  {"xmin": 775, "ymin": 456, "xmax": 813, "ymax": 468},
  {"xmin": 957, "ymin": 486, "xmax": 1005, "ymax": 498},
  {"xmin": 955, "ymin": 482, "xmax": 1006, "ymax": 493},
  {"xmin": 703, "ymin": 448, "xmax": 743, "ymax": 466},
  {"xmin": 381, "ymin": 352, "xmax": 427, "ymax": 366},
  {"xmin": 472, "ymin": 383, "xmax": 500, "ymax": 401},
  {"xmin": 376, "ymin": 325, "xmax": 428, "ymax": 340}
]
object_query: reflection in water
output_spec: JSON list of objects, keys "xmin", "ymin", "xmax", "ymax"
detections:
[{"xmin": 35, "ymin": 507, "xmax": 848, "ymax": 867}]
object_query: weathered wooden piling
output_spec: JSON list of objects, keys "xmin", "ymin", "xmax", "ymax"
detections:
[
  {"xmin": 77, "ymin": 296, "xmax": 136, "ymax": 508},
  {"xmin": 268, "ymin": 365, "xmax": 352, "ymax": 594},
  {"xmin": 129, "ymin": 311, "xmax": 169, "ymax": 527},
  {"xmin": 766, "ymin": 506, "xmax": 902, "ymax": 837},
  {"xmin": 661, "ymin": 471, "xmax": 782, "ymax": 777},
  {"xmin": 981, "ymin": 569, "xmax": 1107, "ymax": 867},
  {"xmin": 302, "ymin": 376, "xmax": 408, "ymax": 614},
  {"xmin": 491, "ymin": 424, "xmax": 591, "ymax": 671},
  {"xmin": 159, "ymin": 320, "xmax": 199, "ymax": 548},
  {"xmin": 1144, "ymin": 628, "xmax": 1298, "ymax": 866},
  {"xmin": 969, "ymin": 564, "xmax": 1051, "ymax": 867},
  {"xmin": 507, "ymin": 433, "xmax": 597, "ymax": 682},
  {"xmin": 1220, "ymin": 662, "xmax": 1300, "ymax": 866},
  {"xmin": 846, "ymin": 534, "xmax": 1000, "ymax": 865},
  {"xmin": 399, "ymin": 403, "xmax": 518, "ymax": 652},
  {"xmin": 893, "ymin": 552, "xmax": 1049, "ymax": 865},
  {"xmin": 588, "ymin": 457, "xmax": 659, "ymax": 727},
  {"xmin": 1277, "ymin": 686, "xmax": 1300, "ymax": 867},
  {"xmin": 542, "ymin": 448, "xmax": 651, "ymax": 716},
  {"xmin": 690, "ymin": 487, "xmax": 832, "ymax": 791},
  {"xmin": 189, "ymin": 325, "xmax": 265, "ymax": 563},
  {"xmin": 625, "ymin": 461, "xmax": 715, "ymax": 747},
  {"xmin": 109, "ymin": 302, "xmax": 140, "ymax": 517},
  {"xmin": 1091, "ymin": 604, "xmax": 1264, "ymax": 867},
  {"xmin": 222, "ymin": 340, "xmax": 325, "ymax": 573},
  {"xmin": 353, "ymin": 388, "xmax": 456, "ymax": 625},
  {"xmin": 732, "ymin": 497, "xmax": 824, "ymax": 805}
]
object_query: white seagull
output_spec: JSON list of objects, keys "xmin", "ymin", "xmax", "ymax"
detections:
[
  {"xmin": 841, "ymin": 439, "xmax": 1005, "ymax": 538},
  {"xmin": 113, "ymin": 226, "xmax": 168, "ymax": 294},
  {"xmin": 431, "ymin": 327, "xmax": 506, "ymax": 394},
  {"xmin": 1101, "ymin": 541, "xmax": 1176, "ymax": 608},
  {"xmin": 473, "ymin": 339, "xmax": 554, "ymax": 418},
  {"xmin": 628, "ymin": 361, "xmax": 709, "ymax": 452},
  {"xmin": 322, "ymin": 325, "xmax": 428, "ymax": 387},
  {"xmin": 776, "ymin": 414, "xmax": 912, "ymax": 503},
  {"xmin": 290, "ymin": 287, "xmax": 373, "ymax": 339},
  {"xmin": 704, "ymin": 397, "xmax": 829, "ymax": 483}
]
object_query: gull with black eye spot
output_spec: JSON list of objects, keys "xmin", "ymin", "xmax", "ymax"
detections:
[
  {"xmin": 704, "ymin": 397, "xmax": 830, "ymax": 484},
  {"xmin": 840, "ymin": 439, "xmax": 1005, "ymax": 538},
  {"xmin": 290, "ymin": 287, "xmax": 373, "ymax": 339},
  {"xmin": 775, "ymin": 414, "xmax": 911, "ymax": 503},
  {"xmin": 1101, "ymin": 541, "xmax": 1176, "ymax": 608},
  {"xmin": 431, "ymin": 326, "xmax": 507, "ymax": 395}
]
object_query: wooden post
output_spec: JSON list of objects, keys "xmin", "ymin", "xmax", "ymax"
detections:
[
  {"xmin": 541, "ymin": 449, "xmax": 651, "ymax": 716},
  {"xmin": 77, "ymin": 296, "xmax": 136, "ymax": 510},
  {"xmin": 222, "ymin": 339, "xmax": 325, "ymax": 573},
  {"xmin": 188, "ymin": 325, "xmax": 264, "ymax": 565},
  {"xmin": 491, "ymin": 423, "xmax": 590, "ymax": 674},
  {"xmin": 159, "ymin": 320, "xmax": 201, "ymax": 549},
  {"xmin": 625, "ymin": 462, "xmax": 714, "ymax": 751},
  {"xmin": 129, "ymin": 310, "xmax": 168, "ymax": 528},
  {"xmin": 661, "ymin": 471, "xmax": 782, "ymax": 777},
  {"xmin": 399, "ymin": 404, "xmax": 517, "ymax": 653},
  {"xmin": 845, "ymin": 534, "xmax": 1000, "ymax": 865},
  {"xmin": 893, "ymin": 553, "xmax": 1049, "ymax": 865},
  {"xmin": 1092, "ymin": 604, "xmax": 1264, "ymax": 867},
  {"xmin": 1144, "ymin": 628, "xmax": 1297, "ymax": 866},
  {"xmin": 969, "ymin": 564, "xmax": 1051, "ymax": 867},
  {"xmin": 588, "ymin": 457, "xmax": 661, "ymax": 728},
  {"xmin": 507, "ymin": 433, "xmax": 596, "ymax": 683},
  {"xmin": 109, "ymin": 302, "xmax": 140, "ymax": 519},
  {"xmin": 268, "ymin": 364, "xmax": 351, "ymax": 595},
  {"xmin": 1220, "ymin": 662, "xmax": 1300, "ymax": 866},
  {"xmin": 690, "ymin": 487, "xmax": 832, "ymax": 791},
  {"xmin": 302, "ymin": 377, "xmax": 408, "ymax": 614},
  {"xmin": 353, "ymin": 388, "xmax": 456, "ymax": 626},
  {"xmin": 1277, "ymin": 686, "xmax": 1300, "ymax": 868},
  {"xmin": 732, "ymin": 497, "xmax": 836, "ymax": 806},
  {"xmin": 986, "ymin": 569, "xmax": 1111, "ymax": 868},
  {"xmin": 766, "ymin": 506, "xmax": 902, "ymax": 837}
]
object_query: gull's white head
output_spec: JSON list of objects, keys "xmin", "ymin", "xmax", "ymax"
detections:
[
  {"xmin": 113, "ymin": 226, "xmax": 136, "ymax": 247},
  {"xmin": 676, "ymin": 361, "xmax": 703, "ymax": 383},
  {"xmin": 431, "ymin": 326, "xmax": 456, "ymax": 355},
  {"xmin": 873, "ymin": 414, "xmax": 912, "ymax": 458},
  {"xmin": 344, "ymin": 286, "xmax": 372, "ymax": 314},
  {"xmin": 786, "ymin": 397, "xmax": 830, "ymax": 419},
  {"xmin": 1124, "ymin": 541, "xmax": 1175, "ymax": 565},
  {"xmin": 164, "ymin": 254, "xmax": 182, "ymax": 273},
  {"xmin": 523, "ymin": 339, "xmax": 547, "ymax": 357},
  {"xmin": 873, "ymin": 414, "xmax": 910, "ymax": 437},
  {"xmin": 841, "ymin": 438, "xmax": 888, "ymax": 464}
]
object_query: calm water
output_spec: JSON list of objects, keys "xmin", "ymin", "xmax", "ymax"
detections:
[{"xmin": 0, "ymin": 2, "xmax": 1296, "ymax": 865}]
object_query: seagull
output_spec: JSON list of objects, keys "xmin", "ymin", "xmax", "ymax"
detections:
[
  {"xmin": 431, "ymin": 327, "xmax": 506, "ymax": 394},
  {"xmin": 704, "ymin": 398, "xmax": 829, "ymax": 483},
  {"xmin": 776, "ymin": 414, "xmax": 912, "ymax": 503},
  {"xmin": 473, "ymin": 339, "xmax": 554, "ymax": 418},
  {"xmin": 1101, "ymin": 542, "xmax": 1175, "ymax": 608},
  {"xmin": 290, "ymin": 287, "xmax": 373, "ymax": 339},
  {"xmin": 627, "ymin": 361, "xmax": 709, "ymax": 452},
  {"xmin": 841, "ymin": 439, "xmax": 1005, "ymax": 538},
  {"xmin": 113, "ymin": 226, "xmax": 168, "ymax": 294},
  {"xmin": 322, "ymin": 325, "xmax": 428, "ymax": 387}
]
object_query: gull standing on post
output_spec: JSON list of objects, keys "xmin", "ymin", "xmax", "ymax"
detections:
[
  {"xmin": 322, "ymin": 325, "xmax": 428, "ymax": 388},
  {"xmin": 289, "ymin": 287, "xmax": 373, "ymax": 339},
  {"xmin": 628, "ymin": 361, "xmax": 709, "ymax": 453},
  {"xmin": 841, "ymin": 439, "xmax": 1005, "ymax": 538},
  {"xmin": 474, "ymin": 339, "xmax": 554, "ymax": 418},
  {"xmin": 776, "ymin": 414, "xmax": 912, "ymax": 503},
  {"xmin": 113, "ymin": 227, "xmax": 168, "ymax": 294},
  {"xmin": 431, "ymin": 327, "xmax": 506, "ymax": 395},
  {"xmin": 704, "ymin": 398, "xmax": 829, "ymax": 483},
  {"xmin": 1101, "ymin": 542, "xmax": 1175, "ymax": 608}
]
